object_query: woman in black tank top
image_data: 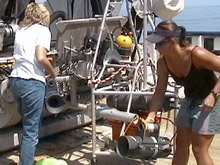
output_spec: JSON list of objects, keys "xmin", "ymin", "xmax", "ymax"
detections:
[{"xmin": 146, "ymin": 21, "xmax": 220, "ymax": 165}]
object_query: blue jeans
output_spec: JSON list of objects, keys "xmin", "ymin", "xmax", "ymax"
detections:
[{"xmin": 10, "ymin": 77, "xmax": 46, "ymax": 165}]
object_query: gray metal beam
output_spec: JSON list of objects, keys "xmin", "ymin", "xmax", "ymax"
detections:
[{"xmin": 0, "ymin": 111, "xmax": 91, "ymax": 153}]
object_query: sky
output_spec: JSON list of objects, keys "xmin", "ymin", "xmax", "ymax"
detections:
[
  {"xmin": 174, "ymin": 0, "xmax": 220, "ymax": 31},
  {"xmin": 120, "ymin": 0, "xmax": 220, "ymax": 32},
  {"xmin": 185, "ymin": 0, "xmax": 220, "ymax": 6}
]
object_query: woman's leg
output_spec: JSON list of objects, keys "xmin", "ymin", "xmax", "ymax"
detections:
[
  {"xmin": 191, "ymin": 132, "xmax": 214, "ymax": 165},
  {"xmin": 12, "ymin": 78, "xmax": 45, "ymax": 165},
  {"xmin": 172, "ymin": 127, "xmax": 192, "ymax": 165}
]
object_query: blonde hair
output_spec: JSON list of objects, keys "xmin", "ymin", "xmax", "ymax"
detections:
[{"xmin": 20, "ymin": 3, "xmax": 50, "ymax": 27}]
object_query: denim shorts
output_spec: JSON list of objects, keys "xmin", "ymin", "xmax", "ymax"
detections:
[{"xmin": 176, "ymin": 97, "xmax": 220, "ymax": 135}]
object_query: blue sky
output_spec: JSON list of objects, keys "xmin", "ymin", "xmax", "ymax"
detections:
[
  {"xmin": 174, "ymin": 0, "xmax": 220, "ymax": 31},
  {"xmin": 120, "ymin": 0, "xmax": 220, "ymax": 31},
  {"xmin": 186, "ymin": 0, "xmax": 220, "ymax": 6}
]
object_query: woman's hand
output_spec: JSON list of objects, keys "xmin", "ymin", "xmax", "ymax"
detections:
[
  {"xmin": 36, "ymin": 46, "xmax": 58, "ymax": 78},
  {"xmin": 202, "ymin": 93, "xmax": 216, "ymax": 112},
  {"xmin": 45, "ymin": 69, "xmax": 58, "ymax": 78},
  {"xmin": 49, "ymin": 69, "xmax": 58, "ymax": 78},
  {"xmin": 140, "ymin": 112, "xmax": 156, "ymax": 130}
]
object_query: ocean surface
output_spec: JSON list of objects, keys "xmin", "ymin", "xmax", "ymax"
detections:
[{"xmin": 120, "ymin": 5, "xmax": 220, "ymax": 32}]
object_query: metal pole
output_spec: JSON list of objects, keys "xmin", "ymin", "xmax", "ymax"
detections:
[
  {"xmin": 93, "ymin": 90, "xmax": 175, "ymax": 97},
  {"xmin": 91, "ymin": 0, "xmax": 111, "ymax": 72},
  {"xmin": 119, "ymin": 61, "xmax": 143, "ymax": 136},
  {"xmin": 67, "ymin": 0, "xmax": 72, "ymax": 19},
  {"xmin": 70, "ymin": 76, "xmax": 78, "ymax": 104},
  {"xmin": 198, "ymin": 35, "xmax": 203, "ymax": 47},
  {"xmin": 125, "ymin": 0, "xmax": 141, "ymax": 60},
  {"xmin": 143, "ymin": 0, "xmax": 148, "ymax": 89},
  {"xmin": 90, "ymin": 0, "xmax": 111, "ymax": 163},
  {"xmin": 96, "ymin": 108, "xmax": 138, "ymax": 123},
  {"xmin": 91, "ymin": 87, "xmax": 97, "ymax": 163},
  {"xmin": 173, "ymin": 87, "xmax": 179, "ymax": 153}
]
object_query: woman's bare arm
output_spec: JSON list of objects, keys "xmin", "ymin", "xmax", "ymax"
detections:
[
  {"xmin": 193, "ymin": 47, "xmax": 220, "ymax": 111},
  {"xmin": 148, "ymin": 57, "xmax": 169, "ymax": 118},
  {"xmin": 35, "ymin": 45, "xmax": 57, "ymax": 78}
]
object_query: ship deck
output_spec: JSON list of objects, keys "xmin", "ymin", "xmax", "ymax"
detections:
[{"xmin": 0, "ymin": 109, "xmax": 220, "ymax": 165}]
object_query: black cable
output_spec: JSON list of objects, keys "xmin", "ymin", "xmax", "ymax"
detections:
[
  {"xmin": 159, "ymin": 117, "xmax": 177, "ymax": 142},
  {"xmin": 90, "ymin": 0, "xmax": 104, "ymax": 16},
  {"xmin": 47, "ymin": 0, "xmax": 54, "ymax": 13},
  {"xmin": 71, "ymin": 0, "xmax": 75, "ymax": 18}
]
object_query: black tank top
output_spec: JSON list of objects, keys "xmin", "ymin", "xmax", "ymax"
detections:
[{"xmin": 164, "ymin": 46, "xmax": 217, "ymax": 99}]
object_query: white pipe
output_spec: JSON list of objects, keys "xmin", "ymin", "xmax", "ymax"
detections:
[
  {"xmin": 94, "ymin": 90, "xmax": 175, "ymax": 97},
  {"xmin": 97, "ymin": 108, "xmax": 138, "ymax": 124},
  {"xmin": 198, "ymin": 35, "xmax": 203, "ymax": 47},
  {"xmin": 143, "ymin": 0, "xmax": 149, "ymax": 89},
  {"xmin": 90, "ymin": 0, "xmax": 111, "ymax": 163},
  {"xmin": 55, "ymin": 76, "xmax": 70, "ymax": 82}
]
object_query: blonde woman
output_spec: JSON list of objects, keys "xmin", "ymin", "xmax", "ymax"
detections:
[{"xmin": 9, "ymin": 2, "xmax": 57, "ymax": 165}]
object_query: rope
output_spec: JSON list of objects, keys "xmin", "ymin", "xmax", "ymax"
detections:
[
  {"xmin": 88, "ymin": 64, "xmax": 129, "ymax": 86},
  {"xmin": 122, "ymin": 115, "xmax": 158, "ymax": 136},
  {"xmin": 122, "ymin": 115, "xmax": 140, "ymax": 136},
  {"xmin": 168, "ymin": 81, "xmax": 182, "ymax": 89}
]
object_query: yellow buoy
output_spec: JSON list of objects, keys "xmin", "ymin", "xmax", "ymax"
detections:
[{"xmin": 116, "ymin": 34, "xmax": 133, "ymax": 48}]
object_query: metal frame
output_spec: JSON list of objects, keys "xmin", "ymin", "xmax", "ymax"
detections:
[{"xmin": 89, "ymin": 0, "xmax": 180, "ymax": 163}]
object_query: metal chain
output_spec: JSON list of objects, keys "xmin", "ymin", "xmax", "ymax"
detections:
[{"xmin": 88, "ymin": 64, "xmax": 129, "ymax": 86}]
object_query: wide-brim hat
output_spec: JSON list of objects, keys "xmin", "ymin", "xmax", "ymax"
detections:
[{"xmin": 146, "ymin": 27, "xmax": 181, "ymax": 43}]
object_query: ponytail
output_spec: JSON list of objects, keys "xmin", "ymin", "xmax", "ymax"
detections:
[{"xmin": 178, "ymin": 26, "xmax": 189, "ymax": 47}]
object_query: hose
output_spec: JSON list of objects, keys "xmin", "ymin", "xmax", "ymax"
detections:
[{"xmin": 50, "ymin": 10, "xmax": 67, "ymax": 24}]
